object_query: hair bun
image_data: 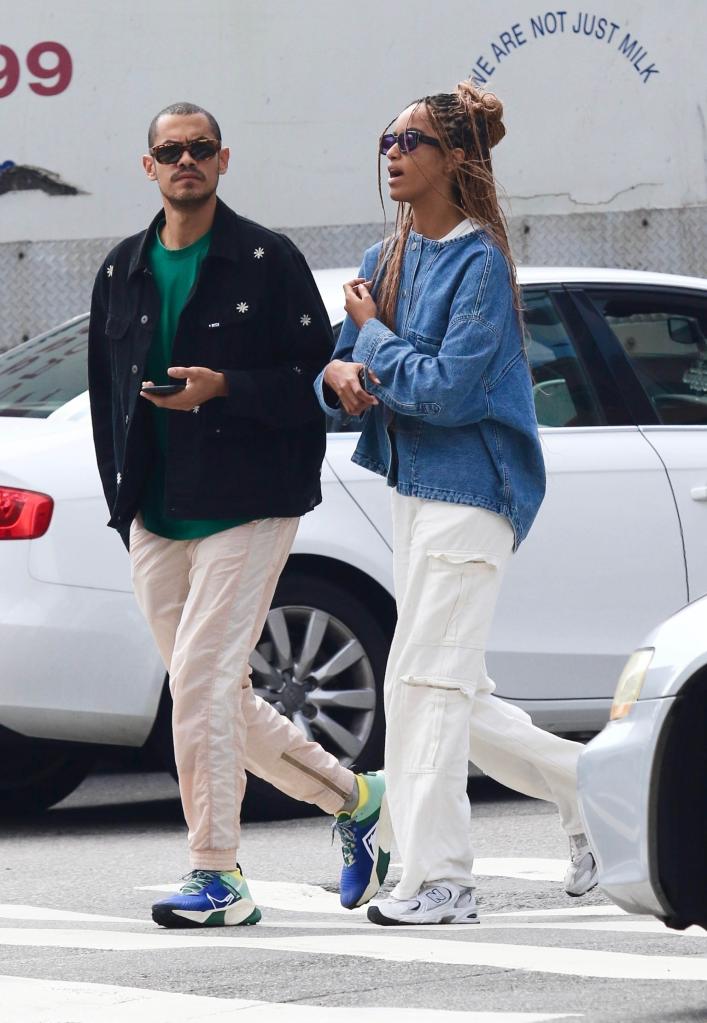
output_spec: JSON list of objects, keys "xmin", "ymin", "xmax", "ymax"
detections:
[{"xmin": 456, "ymin": 80, "xmax": 505, "ymax": 148}]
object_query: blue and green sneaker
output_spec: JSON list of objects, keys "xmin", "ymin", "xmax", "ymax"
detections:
[
  {"xmin": 151, "ymin": 865, "xmax": 261, "ymax": 928},
  {"xmin": 334, "ymin": 771, "xmax": 391, "ymax": 909}
]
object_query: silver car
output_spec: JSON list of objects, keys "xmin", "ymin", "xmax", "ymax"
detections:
[{"xmin": 577, "ymin": 594, "xmax": 707, "ymax": 931}]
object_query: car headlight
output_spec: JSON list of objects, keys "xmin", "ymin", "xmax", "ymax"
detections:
[{"xmin": 610, "ymin": 648, "xmax": 655, "ymax": 720}]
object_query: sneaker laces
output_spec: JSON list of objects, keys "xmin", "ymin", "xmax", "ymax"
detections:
[
  {"xmin": 332, "ymin": 817, "xmax": 357, "ymax": 867},
  {"xmin": 179, "ymin": 869, "xmax": 219, "ymax": 895}
]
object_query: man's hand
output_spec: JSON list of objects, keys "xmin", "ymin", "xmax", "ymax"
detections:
[
  {"xmin": 323, "ymin": 359, "xmax": 381, "ymax": 416},
  {"xmin": 140, "ymin": 366, "xmax": 228, "ymax": 411},
  {"xmin": 343, "ymin": 278, "xmax": 377, "ymax": 330}
]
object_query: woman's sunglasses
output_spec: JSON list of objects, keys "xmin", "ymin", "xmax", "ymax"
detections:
[
  {"xmin": 379, "ymin": 130, "xmax": 441, "ymax": 156},
  {"xmin": 150, "ymin": 138, "xmax": 221, "ymax": 165}
]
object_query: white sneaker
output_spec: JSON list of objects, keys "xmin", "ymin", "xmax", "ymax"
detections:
[
  {"xmin": 367, "ymin": 881, "xmax": 480, "ymax": 926},
  {"xmin": 564, "ymin": 832, "xmax": 598, "ymax": 897}
]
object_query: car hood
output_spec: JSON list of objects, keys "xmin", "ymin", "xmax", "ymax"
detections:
[{"xmin": 638, "ymin": 594, "xmax": 707, "ymax": 700}]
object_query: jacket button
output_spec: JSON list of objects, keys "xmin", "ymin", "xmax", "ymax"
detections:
[
  {"xmin": 131, "ymin": 365, "xmax": 138, "ymax": 374},
  {"xmin": 411, "ymin": 242, "xmax": 418, "ymax": 250},
  {"xmin": 140, "ymin": 314, "xmax": 149, "ymax": 325}
]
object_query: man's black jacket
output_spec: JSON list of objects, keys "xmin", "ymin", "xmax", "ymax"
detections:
[{"xmin": 88, "ymin": 199, "xmax": 333, "ymax": 546}]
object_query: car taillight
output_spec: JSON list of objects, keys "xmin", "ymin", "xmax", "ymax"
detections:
[{"xmin": 0, "ymin": 487, "xmax": 54, "ymax": 540}]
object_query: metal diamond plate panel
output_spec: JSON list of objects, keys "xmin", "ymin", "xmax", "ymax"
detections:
[
  {"xmin": 0, "ymin": 237, "xmax": 121, "ymax": 352},
  {"xmin": 283, "ymin": 222, "xmax": 383, "ymax": 271},
  {"xmin": 507, "ymin": 205, "xmax": 707, "ymax": 275},
  {"xmin": 2, "ymin": 206, "xmax": 705, "ymax": 354}
]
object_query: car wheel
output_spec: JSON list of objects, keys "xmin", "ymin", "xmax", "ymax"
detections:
[
  {"xmin": 0, "ymin": 732, "xmax": 93, "ymax": 815},
  {"xmin": 250, "ymin": 572, "xmax": 390, "ymax": 772}
]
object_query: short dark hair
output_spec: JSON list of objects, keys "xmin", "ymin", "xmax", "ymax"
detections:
[{"xmin": 148, "ymin": 102, "xmax": 222, "ymax": 148}]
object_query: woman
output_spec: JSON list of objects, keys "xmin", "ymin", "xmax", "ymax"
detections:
[{"xmin": 316, "ymin": 82, "xmax": 597, "ymax": 926}]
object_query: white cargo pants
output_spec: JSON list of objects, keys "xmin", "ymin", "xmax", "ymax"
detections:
[
  {"xmin": 130, "ymin": 515, "xmax": 354, "ymax": 871},
  {"xmin": 385, "ymin": 491, "xmax": 583, "ymax": 900}
]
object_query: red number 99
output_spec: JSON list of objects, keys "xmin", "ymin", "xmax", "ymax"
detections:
[
  {"xmin": 27, "ymin": 41, "xmax": 72, "ymax": 96},
  {"xmin": 0, "ymin": 45, "xmax": 20, "ymax": 98}
]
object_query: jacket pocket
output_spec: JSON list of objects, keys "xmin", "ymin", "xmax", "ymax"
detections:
[{"xmin": 200, "ymin": 302, "xmax": 262, "ymax": 370}]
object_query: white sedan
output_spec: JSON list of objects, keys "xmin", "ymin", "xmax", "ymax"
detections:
[
  {"xmin": 578, "ymin": 594, "xmax": 707, "ymax": 931},
  {"xmin": 1, "ymin": 266, "xmax": 706, "ymax": 813}
]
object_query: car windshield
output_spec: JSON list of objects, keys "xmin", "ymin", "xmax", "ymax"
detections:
[{"xmin": 0, "ymin": 316, "xmax": 89, "ymax": 418}]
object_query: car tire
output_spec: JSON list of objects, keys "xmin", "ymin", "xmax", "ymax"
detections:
[{"xmin": 0, "ymin": 732, "xmax": 93, "ymax": 816}]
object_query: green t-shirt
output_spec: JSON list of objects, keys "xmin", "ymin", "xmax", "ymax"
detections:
[{"xmin": 140, "ymin": 228, "xmax": 250, "ymax": 540}]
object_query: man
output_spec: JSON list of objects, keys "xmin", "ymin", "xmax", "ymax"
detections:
[{"xmin": 88, "ymin": 102, "xmax": 389, "ymax": 927}]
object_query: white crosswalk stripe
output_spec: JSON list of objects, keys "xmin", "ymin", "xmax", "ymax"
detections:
[
  {"xmin": 0, "ymin": 975, "xmax": 580, "ymax": 1023},
  {"xmin": 2, "ymin": 900, "xmax": 704, "ymax": 939},
  {"xmin": 0, "ymin": 926, "xmax": 705, "ymax": 980}
]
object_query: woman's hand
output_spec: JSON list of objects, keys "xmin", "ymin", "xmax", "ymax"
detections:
[
  {"xmin": 343, "ymin": 278, "xmax": 377, "ymax": 330},
  {"xmin": 323, "ymin": 360, "xmax": 380, "ymax": 416}
]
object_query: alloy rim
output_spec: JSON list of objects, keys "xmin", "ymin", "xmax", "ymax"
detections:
[{"xmin": 250, "ymin": 605, "xmax": 377, "ymax": 766}]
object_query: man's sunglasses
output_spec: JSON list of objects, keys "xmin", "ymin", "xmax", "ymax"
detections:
[
  {"xmin": 379, "ymin": 130, "xmax": 441, "ymax": 156},
  {"xmin": 150, "ymin": 138, "xmax": 221, "ymax": 165}
]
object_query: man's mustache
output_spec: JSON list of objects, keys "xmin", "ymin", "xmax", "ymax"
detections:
[{"xmin": 171, "ymin": 169, "xmax": 205, "ymax": 182}]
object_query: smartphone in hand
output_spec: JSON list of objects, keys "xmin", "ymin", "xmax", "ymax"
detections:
[{"xmin": 141, "ymin": 382, "xmax": 187, "ymax": 396}]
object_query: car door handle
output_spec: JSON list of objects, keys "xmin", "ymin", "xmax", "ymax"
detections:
[{"xmin": 690, "ymin": 485, "xmax": 707, "ymax": 501}]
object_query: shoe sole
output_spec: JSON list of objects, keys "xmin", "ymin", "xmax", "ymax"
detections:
[
  {"xmin": 565, "ymin": 880, "xmax": 599, "ymax": 898},
  {"xmin": 152, "ymin": 903, "xmax": 261, "ymax": 928},
  {"xmin": 367, "ymin": 904, "xmax": 480, "ymax": 926},
  {"xmin": 345, "ymin": 794, "xmax": 393, "ymax": 910}
]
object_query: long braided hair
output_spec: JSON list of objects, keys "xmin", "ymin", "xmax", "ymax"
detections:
[{"xmin": 374, "ymin": 81, "xmax": 520, "ymax": 329}]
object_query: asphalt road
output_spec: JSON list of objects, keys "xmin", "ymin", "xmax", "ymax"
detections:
[{"xmin": 1, "ymin": 769, "xmax": 706, "ymax": 1023}]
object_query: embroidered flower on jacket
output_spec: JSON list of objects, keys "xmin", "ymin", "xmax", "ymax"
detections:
[
  {"xmin": 107, "ymin": 265, "xmax": 114, "ymax": 278},
  {"xmin": 253, "ymin": 247, "xmax": 265, "ymax": 260},
  {"xmin": 300, "ymin": 314, "xmax": 312, "ymax": 327},
  {"xmin": 236, "ymin": 302, "xmax": 249, "ymax": 314}
]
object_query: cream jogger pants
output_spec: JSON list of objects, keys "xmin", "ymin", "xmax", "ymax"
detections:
[
  {"xmin": 385, "ymin": 492, "xmax": 584, "ymax": 900},
  {"xmin": 130, "ymin": 515, "xmax": 354, "ymax": 871}
]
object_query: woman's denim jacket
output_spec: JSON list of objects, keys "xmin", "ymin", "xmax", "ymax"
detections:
[{"xmin": 314, "ymin": 229, "xmax": 546, "ymax": 547}]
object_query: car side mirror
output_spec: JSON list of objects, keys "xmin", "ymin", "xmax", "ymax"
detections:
[{"xmin": 668, "ymin": 316, "xmax": 702, "ymax": 345}]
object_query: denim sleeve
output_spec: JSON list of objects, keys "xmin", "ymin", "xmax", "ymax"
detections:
[
  {"xmin": 313, "ymin": 245, "xmax": 380, "ymax": 426},
  {"xmin": 351, "ymin": 255, "xmax": 515, "ymax": 428}
]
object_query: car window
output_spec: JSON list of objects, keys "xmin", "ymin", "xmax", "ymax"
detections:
[
  {"xmin": 0, "ymin": 317, "xmax": 89, "ymax": 418},
  {"xmin": 522, "ymin": 290, "xmax": 605, "ymax": 427},
  {"xmin": 587, "ymin": 290, "xmax": 707, "ymax": 425}
]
